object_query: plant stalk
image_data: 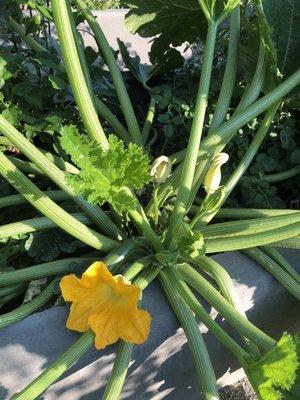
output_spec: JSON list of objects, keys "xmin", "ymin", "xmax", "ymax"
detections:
[
  {"xmin": 0, "ymin": 152, "xmax": 117, "ymax": 252},
  {"xmin": 51, "ymin": 0, "xmax": 108, "ymax": 148},
  {"xmin": 73, "ymin": 0, "xmax": 143, "ymax": 146},
  {"xmin": 160, "ymin": 268, "xmax": 219, "ymax": 400},
  {"xmin": 165, "ymin": 21, "xmax": 218, "ymax": 247}
]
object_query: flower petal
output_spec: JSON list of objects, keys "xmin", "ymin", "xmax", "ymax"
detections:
[
  {"xmin": 60, "ymin": 274, "xmax": 88, "ymax": 302},
  {"xmin": 119, "ymin": 309, "xmax": 151, "ymax": 344},
  {"xmin": 66, "ymin": 302, "xmax": 90, "ymax": 332},
  {"xmin": 88, "ymin": 311, "xmax": 120, "ymax": 349},
  {"xmin": 81, "ymin": 261, "xmax": 114, "ymax": 288}
]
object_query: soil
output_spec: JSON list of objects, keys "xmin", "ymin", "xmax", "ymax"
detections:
[{"xmin": 219, "ymin": 378, "xmax": 258, "ymax": 400}]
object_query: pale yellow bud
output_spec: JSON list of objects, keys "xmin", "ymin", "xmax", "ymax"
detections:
[
  {"xmin": 204, "ymin": 153, "xmax": 229, "ymax": 194},
  {"xmin": 151, "ymin": 156, "xmax": 172, "ymax": 183}
]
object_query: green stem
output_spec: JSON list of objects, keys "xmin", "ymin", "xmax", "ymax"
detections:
[
  {"xmin": 0, "ymin": 190, "xmax": 69, "ymax": 209},
  {"xmin": 0, "ymin": 152, "xmax": 117, "ymax": 252},
  {"xmin": 129, "ymin": 210, "xmax": 163, "ymax": 252},
  {"xmin": 242, "ymin": 248, "xmax": 300, "ymax": 300},
  {"xmin": 0, "ymin": 257, "xmax": 98, "ymax": 286},
  {"xmin": 0, "ymin": 288, "xmax": 26, "ymax": 307},
  {"xmin": 268, "ymin": 236, "xmax": 300, "ymax": 249},
  {"xmin": 11, "ymin": 331, "xmax": 95, "ymax": 400},
  {"xmin": 165, "ymin": 21, "xmax": 218, "ymax": 246},
  {"xmin": 235, "ymin": 41, "xmax": 266, "ymax": 112},
  {"xmin": 169, "ymin": 68, "xmax": 300, "ymax": 166},
  {"xmin": 191, "ymin": 256, "xmax": 259, "ymax": 356},
  {"xmin": 13, "ymin": 267, "xmax": 160, "ymax": 400},
  {"xmin": 153, "ymin": 186, "xmax": 159, "ymax": 225},
  {"xmin": 51, "ymin": 0, "xmax": 108, "ymax": 148},
  {"xmin": 193, "ymin": 103, "xmax": 280, "ymax": 229},
  {"xmin": 160, "ymin": 268, "xmax": 219, "ymax": 400},
  {"xmin": 208, "ymin": 6, "xmax": 240, "ymax": 133},
  {"xmin": 166, "ymin": 268, "xmax": 251, "ymax": 361},
  {"xmin": 7, "ymin": 157, "xmax": 44, "ymax": 175},
  {"xmin": 201, "ymin": 213, "xmax": 300, "ymax": 239},
  {"xmin": 205, "ymin": 222, "xmax": 300, "ymax": 253},
  {"xmin": 103, "ymin": 266, "xmax": 161, "ymax": 400},
  {"xmin": 93, "ymin": 97, "xmax": 131, "ymax": 143},
  {"xmin": 103, "ymin": 341, "xmax": 134, "ymax": 400},
  {"xmin": 188, "ymin": 45, "xmax": 268, "ymax": 210},
  {"xmin": 142, "ymin": 97, "xmax": 156, "ymax": 143},
  {"xmin": 0, "ymin": 283, "xmax": 26, "ymax": 298},
  {"xmin": 223, "ymin": 103, "xmax": 280, "ymax": 198},
  {"xmin": 0, "ymin": 115, "xmax": 124, "ymax": 240},
  {"xmin": 205, "ymin": 207, "xmax": 299, "ymax": 219},
  {"xmin": 177, "ymin": 263, "xmax": 275, "ymax": 350},
  {"xmin": 74, "ymin": 0, "xmax": 143, "ymax": 146},
  {"xmin": 123, "ymin": 256, "xmax": 153, "ymax": 281},
  {"xmin": 0, "ymin": 279, "xmax": 57, "ymax": 329},
  {"xmin": 260, "ymin": 246, "xmax": 300, "ymax": 283},
  {"xmin": 7, "ymin": 18, "xmax": 130, "ymax": 142},
  {"xmin": 103, "ymin": 239, "xmax": 142, "ymax": 274},
  {"xmin": 0, "ymin": 212, "xmax": 91, "ymax": 239},
  {"xmin": 255, "ymin": 165, "xmax": 300, "ymax": 183}
]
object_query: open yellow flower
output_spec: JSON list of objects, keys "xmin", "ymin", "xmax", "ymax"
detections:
[{"xmin": 60, "ymin": 261, "xmax": 151, "ymax": 349}]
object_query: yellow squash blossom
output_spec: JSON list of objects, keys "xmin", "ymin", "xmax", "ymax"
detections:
[{"xmin": 60, "ymin": 261, "xmax": 151, "ymax": 349}]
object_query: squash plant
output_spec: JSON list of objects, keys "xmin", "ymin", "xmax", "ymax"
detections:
[{"xmin": 0, "ymin": 0, "xmax": 300, "ymax": 399}]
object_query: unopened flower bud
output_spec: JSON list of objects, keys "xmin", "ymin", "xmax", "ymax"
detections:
[
  {"xmin": 204, "ymin": 153, "xmax": 229, "ymax": 194},
  {"xmin": 151, "ymin": 156, "xmax": 172, "ymax": 183}
]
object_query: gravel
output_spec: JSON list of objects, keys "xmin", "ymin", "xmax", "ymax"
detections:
[{"xmin": 219, "ymin": 378, "xmax": 258, "ymax": 400}]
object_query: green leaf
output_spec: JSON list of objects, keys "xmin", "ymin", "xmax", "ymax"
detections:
[
  {"xmin": 280, "ymin": 334, "xmax": 300, "ymax": 399},
  {"xmin": 23, "ymin": 15, "xmax": 41, "ymax": 35},
  {"xmin": 244, "ymin": 332, "xmax": 299, "ymax": 400},
  {"xmin": 290, "ymin": 149, "xmax": 300, "ymax": 165},
  {"xmin": 25, "ymin": 230, "xmax": 85, "ymax": 263},
  {"xmin": 60, "ymin": 125, "xmax": 151, "ymax": 213},
  {"xmin": 178, "ymin": 224, "xmax": 206, "ymax": 259},
  {"xmin": 1, "ymin": 104, "xmax": 21, "ymax": 126},
  {"xmin": 48, "ymin": 75, "xmax": 67, "ymax": 90},
  {"xmin": 198, "ymin": 0, "xmax": 240, "ymax": 21},
  {"xmin": 84, "ymin": 46, "xmax": 99, "ymax": 66},
  {"xmin": 31, "ymin": 52, "xmax": 61, "ymax": 70},
  {"xmin": 255, "ymin": 0, "xmax": 300, "ymax": 78},
  {"xmin": 125, "ymin": 1, "xmax": 207, "ymax": 68},
  {"xmin": 27, "ymin": 1, "xmax": 53, "ymax": 21},
  {"xmin": 118, "ymin": 39, "xmax": 155, "ymax": 84},
  {"xmin": 0, "ymin": 53, "xmax": 21, "ymax": 89}
]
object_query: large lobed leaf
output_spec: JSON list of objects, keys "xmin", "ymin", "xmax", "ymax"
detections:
[
  {"xmin": 60, "ymin": 125, "xmax": 151, "ymax": 213},
  {"xmin": 125, "ymin": 0, "xmax": 207, "ymax": 67},
  {"xmin": 255, "ymin": 0, "xmax": 300, "ymax": 78},
  {"xmin": 244, "ymin": 332, "xmax": 299, "ymax": 400}
]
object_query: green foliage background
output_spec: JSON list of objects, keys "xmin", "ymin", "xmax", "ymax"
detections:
[{"xmin": 85, "ymin": 0, "xmax": 129, "ymax": 10}]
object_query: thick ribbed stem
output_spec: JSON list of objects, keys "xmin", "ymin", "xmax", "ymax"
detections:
[
  {"xmin": 177, "ymin": 263, "xmax": 275, "ymax": 350},
  {"xmin": 205, "ymin": 222, "xmax": 300, "ymax": 253},
  {"xmin": 242, "ymin": 248, "xmax": 300, "ymax": 300},
  {"xmin": 0, "ymin": 152, "xmax": 117, "ymax": 252},
  {"xmin": 208, "ymin": 7, "xmax": 240, "ymax": 133},
  {"xmin": 160, "ymin": 268, "xmax": 219, "ymax": 400},
  {"xmin": 0, "ymin": 279, "xmax": 57, "ymax": 329},
  {"xmin": 0, "ymin": 115, "xmax": 124, "ymax": 240},
  {"xmin": 165, "ymin": 21, "xmax": 218, "ymax": 247},
  {"xmin": 51, "ymin": 0, "xmax": 108, "ymax": 148},
  {"xmin": 73, "ymin": 0, "xmax": 143, "ymax": 146}
]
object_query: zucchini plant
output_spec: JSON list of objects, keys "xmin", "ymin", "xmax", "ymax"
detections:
[{"xmin": 0, "ymin": 0, "xmax": 300, "ymax": 399}]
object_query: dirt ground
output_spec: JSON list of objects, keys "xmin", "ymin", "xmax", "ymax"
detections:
[{"xmin": 219, "ymin": 378, "xmax": 258, "ymax": 400}]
